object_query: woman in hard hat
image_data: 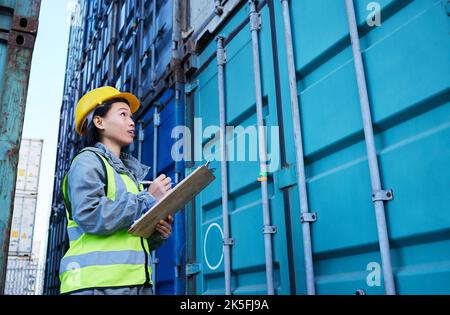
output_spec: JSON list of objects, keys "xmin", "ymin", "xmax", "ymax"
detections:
[{"xmin": 59, "ymin": 86, "xmax": 173, "ymax": 295}]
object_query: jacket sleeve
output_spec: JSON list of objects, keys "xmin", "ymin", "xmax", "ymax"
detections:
[{"xmin": 67, "ymin": 151, "xmax": 157, "ymax": 235}]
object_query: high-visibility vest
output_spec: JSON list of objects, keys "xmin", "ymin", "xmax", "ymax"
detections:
[{"xmin": 59, "ymin": 149, "xmax": 151, "ymax": 294}]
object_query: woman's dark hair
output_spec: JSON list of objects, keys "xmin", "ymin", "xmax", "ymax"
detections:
[{"xmin": 82, "ymin": 97, "xmax": 130, "ymax": 148}]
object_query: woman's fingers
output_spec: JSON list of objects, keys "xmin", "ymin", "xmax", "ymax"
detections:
[
  {"xmin": 156, "ymin": 225, "xmax": 170, "ymax": 238},
  {"xmin": 156, "ymin": 228, "xmax": 168, "ymax": 238},
  {"xmin": 148, "ymin": 174, "xmax": 173, "ymax": 201},
  {"xmin": 159, "ymin": 219, "xmax": 172, "ymax": 229},
  {"xmin": 156, "ymin": 174, "xmax": 166, "ymax": 181},
  {"xmin": 156, "ymin": 175, "xmax": 172, "ymax": 191},
  {"xmin": 156, "ymin": 217, "xmax": 173, "ymax": 238},
  {"xmin": 157, "ymin": 226, "xmax": 170, "ymax": 234}
]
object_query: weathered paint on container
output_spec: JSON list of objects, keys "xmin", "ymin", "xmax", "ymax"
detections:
[{"xmin": 0, "ymin": 0, "xmax": 41, "ymax": 294}]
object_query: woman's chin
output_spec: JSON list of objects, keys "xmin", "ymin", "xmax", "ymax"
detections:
[{"xmin": 119, "ymin": 137, "xmax": 134, "ymax": 146}]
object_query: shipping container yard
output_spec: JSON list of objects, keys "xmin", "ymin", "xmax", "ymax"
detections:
[{"xmin": 0, "ymin": 0, "xmax": 449, "ymax": 297}]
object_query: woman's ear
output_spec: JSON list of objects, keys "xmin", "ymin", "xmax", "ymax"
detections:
[{"xmin": 93, "ymin": 116, "xmax": 105, "ymax": 131}]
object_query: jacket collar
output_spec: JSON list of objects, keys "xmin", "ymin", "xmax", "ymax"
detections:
[{"xmin": 81, "ymin": 142, "xmax": 150, "ymax": 182}]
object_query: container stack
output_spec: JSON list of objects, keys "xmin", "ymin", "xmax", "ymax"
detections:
[{"xmin": 5, "ymin": 139, "xmax": 44, "ymax": 295}]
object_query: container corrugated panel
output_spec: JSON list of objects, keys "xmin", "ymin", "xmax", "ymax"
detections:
[
  {"xmin": 15, "ymin": 139, "xmax": 43, "ymax": 194},
  {"xmin": 9, "ymin": 195, "xmax": 38, "ymax": 256},
  {"xmin": 184, "ymin": 0, "xmax": 450, "ymax": 294},
  {"xmin": 134, "ymin": 86, "xmax": 186, "ymax": 294},
  {"xmin": 185, "ymin": 0, "xmax": 292, "ymax": 294},
  {"xmin": 9, "ymin": 138, "xmax": 42, "ymax": 256},
  {"xmin": 5, "ymin": 256, "xmax": 42, "ymax": 295}
]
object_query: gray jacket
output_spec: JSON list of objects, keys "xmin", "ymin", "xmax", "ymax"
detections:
[{"xmin": 67, "ymin": 141, "xmax": 165, "ymax": 250}]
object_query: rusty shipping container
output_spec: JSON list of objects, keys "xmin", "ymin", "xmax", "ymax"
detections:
[{"xmin": 0, "ymin": 0, "xmax": 41, "ymax": 294}]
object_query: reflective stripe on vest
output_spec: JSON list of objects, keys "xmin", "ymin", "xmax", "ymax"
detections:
[{"xmin": 59, "ymin": 150, "xmax": 150, "ymax": 294}]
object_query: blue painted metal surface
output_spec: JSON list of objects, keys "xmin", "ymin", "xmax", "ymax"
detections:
[
  {"xmin": 185, "ymin": 0, "xmax": 450, "ymax": 294},
  {"xmin": 0, "ymin": 0, "xmax": 41, "ymax": 294},
  {"xmin": 137, "ymin": 87, "xmax": 186, "ymax": 295}
]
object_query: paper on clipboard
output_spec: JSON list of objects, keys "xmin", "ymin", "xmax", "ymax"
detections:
[{"xmin": 128, "ymin": 162, "xmax": 216, "ymax": 238}]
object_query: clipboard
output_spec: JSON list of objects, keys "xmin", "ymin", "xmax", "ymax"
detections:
[{"xmin": 129, "ymin": 162, "xmax": 216, "ymax": 238}]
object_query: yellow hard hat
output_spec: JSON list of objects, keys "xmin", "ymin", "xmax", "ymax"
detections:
[{"xmin": 74, "ymin": 86, "xmax": 140, "ymax": 136}]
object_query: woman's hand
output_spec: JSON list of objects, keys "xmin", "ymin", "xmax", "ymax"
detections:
[
  {"xmin": 155, "ymin": 215, "xmax": 173, "ymax": 239},
  {"xmin": 147, "ymin": 174, "xmax": 172, "ymax": 201}
]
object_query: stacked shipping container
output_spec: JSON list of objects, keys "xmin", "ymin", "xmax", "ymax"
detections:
[
  {"xmin": 8, "ymin": 139, "xmax": 43, "ymax": 257},
  {"xmin": 5, "ymin": 256, "xmax": 44, "ymax": 295},
  {"xmin": 45, "ymin": 0, "xmax": 450, "ymax": 295},
  {"xmin": 5, "ymin": 139, "xmax": 43, "ymax": 295}
]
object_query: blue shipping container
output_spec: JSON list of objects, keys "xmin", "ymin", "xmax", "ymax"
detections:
[{"xmin": 184, "ymin": 0, "xmax": 450, "ymax": 294}]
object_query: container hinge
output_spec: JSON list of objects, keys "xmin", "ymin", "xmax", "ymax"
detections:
[
  {"xmin": 250, "ymin": 12, "xmax": 262, "ymax": 31},
  {"xmin": 12, "ymin": 15, "xmax": 38, "ymax": 35},
  {"xmin": 263, "ymin": 225, "xmax": 277, "ymax": 234},
  {"xmin": 138, "ymin": 127, "xmax": 145, "ymax": 141},
  {"xmin": 371, "ymin": 189, "xmax": 393, "ymax": 202},
  {"xmin": 216, "ymin": 36, "xmax": 227, "ymax": 66},
  {"xmin": 274, "ymin": 164, "xmax": 297, "ymax": 190},
  {"xmin": 185, "ymin": 80, "xmax": 199, "ymax": 95},
  {"xmin": 217, "ymin": 48, "xmax": 227, "ymax": 65},
  {"xmin": 301, "ymin": 212, "xmax": 317, "ymax": 223},
  {"xmin": 186, "ymin": 263, "xmax": 201, "ymax": 276},
  {"xmin": 223, "ymin": 237, "xmax": 234, "ymax": 246},
  {"xmin": 8, "ymin": 30, "xmax": 36, "ymax": 49},
  {"xmin": 215, "ymin": 0, "xmax": 224, "ymax": 15},
  {"xmin": 153, "ymin": 112, "xmax": 160, "ymax": 126}
]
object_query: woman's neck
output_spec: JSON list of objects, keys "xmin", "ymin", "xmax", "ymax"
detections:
[{"xmin": 101, "ymin": 139, "xmax": 121, "ymax": 158}]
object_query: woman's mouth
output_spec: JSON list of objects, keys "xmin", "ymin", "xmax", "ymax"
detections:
[{"xmin": 128, "ymin": 130, "xmax": 135, "ymax": 137}]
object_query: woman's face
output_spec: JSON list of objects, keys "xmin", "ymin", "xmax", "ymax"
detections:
[{"xmin": 97, "ymin": 101, "xmax": 136, "ymax": 146}]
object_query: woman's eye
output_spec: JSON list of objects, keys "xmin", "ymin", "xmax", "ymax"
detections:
[{"xmin": 121, "ymin": 113, "xmax": 126, "ymax": 116}]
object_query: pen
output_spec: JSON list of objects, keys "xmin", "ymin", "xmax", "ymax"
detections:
[{"xmin": 139, "ymin": 180, "xmax": 174, "ymax": 186}]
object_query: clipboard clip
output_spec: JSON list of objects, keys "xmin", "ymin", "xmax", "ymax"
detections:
[{"xmin": 205, "ymin": 160, "xmax": 216, "ymax": 173}]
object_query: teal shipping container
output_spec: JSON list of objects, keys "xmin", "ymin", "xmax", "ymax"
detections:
[
  {"xmin": 183, "ymin": 0, "xmax": 450, "ymax": 295},
  {"xmin": 0, "ymin": 0, "xmax": 41, "ymax": 294}
]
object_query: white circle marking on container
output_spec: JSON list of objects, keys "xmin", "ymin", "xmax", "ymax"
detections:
[{"xmin": 203, "ymin": 222, "xmax": 224, "ymax": 271}]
